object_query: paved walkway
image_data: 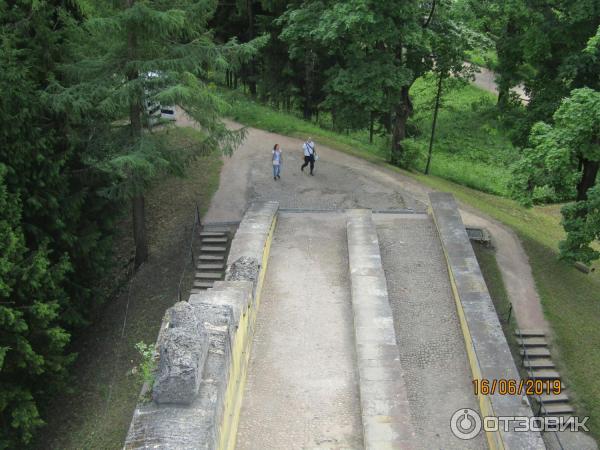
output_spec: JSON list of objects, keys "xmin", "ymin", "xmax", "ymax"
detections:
[
  {"xmin": 376, "ymin": 214, "xmax": 486, "ymax": 449},
  {"xmin": 191, "ymin": 117, "xmax": 546, "ymax": 332},
  {"xmin": 236, "ymin": 212, "xmax": 363, "ymax": 449},
  {"xmin": 467, "ymin": 62, "xmax": 529, "ymax": 103}
]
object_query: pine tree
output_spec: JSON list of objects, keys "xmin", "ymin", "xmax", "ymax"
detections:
[
  {"xmin": 56, "ymin": 0, "xmax": 252, "ymax": 267},
  {"xmin": 0, "ymin": 1, "xmax": 118, "ymax": 445}
]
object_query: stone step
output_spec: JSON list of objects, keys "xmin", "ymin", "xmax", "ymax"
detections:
[
  {"xmin": 199, "ymin": 231, "xmax": 228, "ymax": 238},
  {"xmin": 523, "ymin": 358, "xmax": 555, "ymax": 369},
  {"xmin": 200, "ymin": 246, "xmax": 227, "ymax": 253},
  {"xmin": 196, "ymin": 263, "xmax": 225, "ymax": 271},
  {"xmin": 201, "ymin": 237, "xmax": 228, "ymax": 244},
  {"xmin": 516, "ymin": 337, "xmax": 548, "ymax": 347},
  {"xmin": 540, "ymin": 403, "xmax": 574, "ymax": 415},
  {"xmin": 520, "ymin": 347, "xmax": 551, "ymax": 357},
  {"xmin": 528, "ymin": 369, "xmax": 561, "ymax": 380},
  {"xmin": 198, "ymin": 254, "xmax": 225, "ymax": 261},
  {"xmin": 195, "ymin": 272, "xmax": 223, "ymax": 280},
  {"xmin": 193, "ymin": 281, "xmax": 214, "ymax": 289},
  {"xmin": 539, "ymin": 393, "xmax": 570, "ymax": 404},
  {"xmin": 515, "ymin": 329, "xmax": 545, "ymax": 337},
  {"xmin": 202, "ymin": 226, "xmax": 232, "ymax": 233}
]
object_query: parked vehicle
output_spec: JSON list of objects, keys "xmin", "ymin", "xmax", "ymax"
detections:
[{"xmin": 143, "ymin": 71, "xmax": 176, "ymax": 125}]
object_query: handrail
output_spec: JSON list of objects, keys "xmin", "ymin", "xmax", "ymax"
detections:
[{"xmin": 176, "ymin": 203, "xmax": 202, "ymax": 303}]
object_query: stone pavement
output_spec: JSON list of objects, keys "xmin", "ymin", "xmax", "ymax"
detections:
[
  {"xmin": 236, "ymin": 212, "xmax": 364, "ymax": 449},
  {"xmin": 375, "ymin": 213, "xmax": 486, "ymax": 449},
  {"xmin": 199, "ymin": 120, "xmax": 425, "ymax": 224}
]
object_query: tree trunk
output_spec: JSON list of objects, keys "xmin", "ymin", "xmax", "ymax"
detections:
[
  {"xmin": 303, "ymin": 51, "xmax": 315, "ymax": 120},
  {"xmin": 380, "ymin": 111, "xmax": 392, "ymax": 134},
  {"xmin": 246, "ymin": 0, "xmax": 257, "ymax": 96},
  {"xmin": 576, "ymin": 159, "xmax": 599, "ymax": 201},
  {"xmin": 390, "ymin": 86, "xmax": 413, "ymax": 166},
  {"xmin": 496, "ymin": 74, "xmax": 512, "ymax": 109},
  {"xmin": 132, "ymin": 195, "xmax": 148, "ymax": 267},
  {"xmin": 497, "ymin": 87, "xmax": 508, "ymax": 108},
  {"xmin": 303, "ymin": 100, "xmax": 311, "ymax": 120},
  {"xmin": 126, "ymin": 0, "xmax": 147, "ymax": 267},
  {"xmin": 369, "ymin": 111, "xmax": 374, "ymax": 143},
  {"xmin": 425, "ymin": 72, "xmax": 443, "ymax": 174}
]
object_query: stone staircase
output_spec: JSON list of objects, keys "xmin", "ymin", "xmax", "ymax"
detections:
[
  {"xmin": 516, "ymin": 329, "xmax": 574, "ymax": 416},
  {"xmin": 191, "ymin": 223, "xmax": 237, "ymax": 293}
]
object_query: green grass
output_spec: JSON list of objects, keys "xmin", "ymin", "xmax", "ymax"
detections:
[
  {"xmin": 409, "ymin": 76, "xmax": 517, "ymax": 196},
  {"xmin": 472, "ymin": 242, "xmax": 523, "ymax": 368},
  {"xmin": 472, "ymin": 243, "xmax": 512, "ymax": 321},
  {"xmin": 465, "ymin": 48, "xmax": 499, "ymax": 70},
  {"xmin": 35, "ymin": 127, "xmax": 223, "ymax": 449},
  {"xmin": 227, "ymin": 93, "xmax": 600, "ymax": 442}
]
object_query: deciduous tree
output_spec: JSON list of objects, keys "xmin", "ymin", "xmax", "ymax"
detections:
[{"xmin": 512, "ymin": 88, "xmax": 600, "ymax": 263}]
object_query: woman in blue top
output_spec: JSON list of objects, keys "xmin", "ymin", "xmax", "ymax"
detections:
[{"xmin": 272, "ymin": 144, "xmax": 282, "ymax": 180}]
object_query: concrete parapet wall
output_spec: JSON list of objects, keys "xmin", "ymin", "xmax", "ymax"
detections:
[
  {"xmin": 429, "ymin": 193, "xmax": 545, "ymax": 450},
  {"xmin": 346, "ymin": 209, "xmax": 416, "ymax": 449},
  {"xmin": 124, "ymin": 202, "xmax": 278, "ymax": 450}
]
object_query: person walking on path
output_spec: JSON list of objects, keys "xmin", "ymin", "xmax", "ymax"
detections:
[
  {"xmin": 301, "ymin": 138, "xmax": 316, "ymax": 175},
  {"xmin": 272, "ymin": 144, "xmax": 282, "ymax": 180}
]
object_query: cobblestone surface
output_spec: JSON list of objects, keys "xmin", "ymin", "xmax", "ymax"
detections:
[
  {"xmin": 375, "ymin": 214, "xmax": 486, "ymax": 449},
  {"xmin": 236, "ymin": 213, "xmax": 363, "ymax": 450}
]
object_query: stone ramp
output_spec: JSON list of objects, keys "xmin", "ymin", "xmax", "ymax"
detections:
[
  {"xmin": 236, "ymin": 212, "xmax": 364, "ymax": 449},
  {"xmin": 346, "ymin": 210, "xmax": 416, "ymax": 449},
  {"xmin": 374, "ymin": 213, "xmax": 485, "ymax": 449}
]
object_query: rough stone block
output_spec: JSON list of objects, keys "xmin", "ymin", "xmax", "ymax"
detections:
[
  {"xmin": 152, "ymin": 303, "xmax": 208, "ymax": 405},
  {"xmin": 152, "ymin": 328, "xmax": 208, "ymax": 405},
  {"xmin": 226, "ymin": 256, "xmax": 259, "ymax": 283}
]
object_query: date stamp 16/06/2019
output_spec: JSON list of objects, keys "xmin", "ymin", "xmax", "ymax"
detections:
[{"xmin": 472, "ymin": 378, "xmax": 562, "ymax": 396}]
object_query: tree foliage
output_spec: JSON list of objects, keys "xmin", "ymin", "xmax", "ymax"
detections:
[
  {"xmin": 55, "ymin": 0, "xmax": 255, "ymax": 267},
  {"xmin": 512, "ymin": 88, "xmax": 600, "ymax": 263},
  {"xmin": 0, "ymin": 0, "xmax": 254, "ymax": 445},
  {"xmin": 0, "ymin": 1, "xmax": 115, "ymax": 446}
]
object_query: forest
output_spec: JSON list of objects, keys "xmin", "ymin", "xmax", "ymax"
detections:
[{"xmin": 1, "ymin": 0, "xmax": 599, "ymax": 447}]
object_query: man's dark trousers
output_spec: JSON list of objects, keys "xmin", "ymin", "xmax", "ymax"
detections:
[{"xmin": 301, "ymin": 155, "xmax": 315, "ymax": 174}]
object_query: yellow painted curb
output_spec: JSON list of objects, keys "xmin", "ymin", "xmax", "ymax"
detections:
[
  {"xmin": 218, "ymin": 213, "xmax": 278, "ymax": 450},
  {"xmin": 430, "ymin": 205, "xmax": 505, "ymax": 450}
]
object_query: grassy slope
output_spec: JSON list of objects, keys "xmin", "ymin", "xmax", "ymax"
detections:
[
  {"xmin": 228, "ymin": 92, "xmax": 600, "ymax": 440},
  {"xmin": 36, "ymin": 127, "xmax": 223, "ymax": 449},
  {"xmin": 409, "ymin": 76, "xmax": 517, "ymax": 196}
]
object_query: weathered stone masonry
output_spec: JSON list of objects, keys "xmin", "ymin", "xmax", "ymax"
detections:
[{"xmin": 124, "ymin": 201, "xmax": 278, "ymax": 450}]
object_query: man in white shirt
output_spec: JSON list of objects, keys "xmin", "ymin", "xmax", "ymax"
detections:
[{"xmin": 301, "ymin": 138, "xmax": 316, "ymax": 175}]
